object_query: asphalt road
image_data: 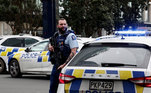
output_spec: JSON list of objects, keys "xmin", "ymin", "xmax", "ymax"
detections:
[{"xmin": 0, "ymin": 73, "xmax": 50, "ymax": 93}]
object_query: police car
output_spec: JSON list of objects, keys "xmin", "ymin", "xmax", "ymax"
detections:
[
  {"xmin": 57, "ymin": 30, "xmax": 151, "ymax": 93},
  {"xmin": 8, "ymin": 37, "xmax": 95, "ymax": 78},
  {"xmin": 0, "ymin": 34, "xmax": 43, "ymax": 73}
]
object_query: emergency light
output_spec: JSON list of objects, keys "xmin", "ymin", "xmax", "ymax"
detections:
[{"xmin": 114, "ymin": 30, "xmax": 151, "ymax": 36}]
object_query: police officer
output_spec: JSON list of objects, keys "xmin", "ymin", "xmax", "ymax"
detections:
[{"xmin": 49, "ymin": 18, "xmax": 78, "ymax": 93}]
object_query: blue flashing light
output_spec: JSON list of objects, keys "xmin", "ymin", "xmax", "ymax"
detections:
[{"xmin": 114, "ymin": 30, "xmax": 151, "ymax": 37}]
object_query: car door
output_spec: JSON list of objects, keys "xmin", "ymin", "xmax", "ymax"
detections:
[
  {"xmin": 21, "ymin": 40, "xmax": 49, "ymax": 72},
  {"xmin": 40, "ymin": 45, "xmax": 53, "ymax": 75}
]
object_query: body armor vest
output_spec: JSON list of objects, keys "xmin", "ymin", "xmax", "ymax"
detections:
[{"xmin": 56, "ymin": 30, "xmax": 74, "ymax": 63}]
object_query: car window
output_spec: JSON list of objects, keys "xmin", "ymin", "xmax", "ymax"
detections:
[
  {"xmin": 0, "ymin": 38, "xmax": 3, "ymax": 40},
  {"xmin": 30, "ymin": 41, "xmax": 48, "ymax": 52},
  {"xmin": 69, "ymin": 43, "xmax": 151, "ymax": 68},
  {"xmin": 25, "ymin": 38, "xmax": 39, "ymax": 47},
  {"xmin": 1, "ymin": 38, "xmax": 24, "ymax": 47}
]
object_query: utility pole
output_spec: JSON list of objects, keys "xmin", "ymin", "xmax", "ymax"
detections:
[
  {"xmin": 42, "ymin": 0, "xmax": 56, "ymax": 38},
  {"xmin": 148, "ymin": 0, "xmax": 151, "ymax": 22}
]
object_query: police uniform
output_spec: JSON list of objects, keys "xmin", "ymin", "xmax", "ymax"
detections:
[{"xmin": 49, "ymin": 30, "xmax": 78, "ymax": 93}]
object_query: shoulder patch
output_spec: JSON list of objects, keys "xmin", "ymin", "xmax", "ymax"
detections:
[{"xmin": 71, "ymin": 35, "xmax": 76, "ymax": 40}]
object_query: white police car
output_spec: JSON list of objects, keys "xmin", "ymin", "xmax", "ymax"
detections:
[
  {"xmin": 0, "ymin": 34, "xmax": 43, "ymax": 73},
  {"xmin": 57, "ymin": 30, "xmax": 151, "ymax": 93},
  {"xmin": 8, "ymin": 37, "xmax": 95, "ymax": 78}
]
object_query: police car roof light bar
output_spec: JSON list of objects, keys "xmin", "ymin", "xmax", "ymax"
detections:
[{"xmin": 114, "ymin": 30, "xmax": 151, "ymax": 37}]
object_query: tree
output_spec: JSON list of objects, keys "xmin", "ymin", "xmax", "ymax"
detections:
[
  {"xmin": 0, "ymin": 0, "xmax": 18, "ymax": 21},
  {"xmin": 113, "ymin": 0, "xmax": 148, "ymax": 30},
  {"xmin": 0, "ymin": 0, "xmax": 42, "ymax": 35},
  {"xmin": 60, "ymin": 0, "xmax": 114, "ymax": 37},
  {"xmin": 60, "ymin": 0, "xmax": 148, "ymax": 37}
]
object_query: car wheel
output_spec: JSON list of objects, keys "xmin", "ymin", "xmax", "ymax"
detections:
[
  {"xmin": 9, "ymin": 59, "xmax": 22, "ymax": 78},
  {"xmin": 0, "ymin": 59, "xmax": 5, "ymax": 73}
]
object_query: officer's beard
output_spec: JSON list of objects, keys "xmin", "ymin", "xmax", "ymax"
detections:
[{"xmin": 59, "ymin": 27, "xmax": 67, "ymax": 34}]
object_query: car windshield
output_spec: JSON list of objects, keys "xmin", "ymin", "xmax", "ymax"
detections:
[{"xmin": 69, "ymin": 43, "xmax": 151, "ymax": 68}]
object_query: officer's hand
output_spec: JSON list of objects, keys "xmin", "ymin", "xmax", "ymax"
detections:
[
  {"xmin": 48, "ymin": 44, "xmax": 54, "ymax": 52},
  {"xmin": 57, "ymin": 63, "xmax": 66, "ymax": 70}
]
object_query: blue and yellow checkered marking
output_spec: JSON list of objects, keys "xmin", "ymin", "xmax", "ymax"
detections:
[
  {"xmin": 1, "ymin": 48, "xmax": 13, "ymax": 56},
  {"xmin": 10, "ymin": 51, "xmax": 51, "ymax": 63},
  {"xmin": 85, "ymin": 70, "xmax": 95, "ymax": 73},
  {"xmin": 133, "ymin": 71, "xmax": 144, "ymax": 78},
  {"xmin": 122, "ymin": 70, "xmax": 144, "ymax": 93},
  {"xmin": 8, "ymin": 50, "xmax": 51, "ymax": 63},
  {"xmin": 65, "ymin": 69, "xmax": 145, "ymax": 93},
  {"xmin": 37, "ymin": 51, "xmax": 51, "ymax": 62},
  {"xmin": 65, "ymin": 69, "xmax": 145, "ymax": 79},
  {"xmin": 69, "ymin": 79, "xmax": 82, "ymax": 93},
  {"xmin": 8, "ymin": 54, "xmax": 15, "ymax": 64},
  {"xmin": 107, "ymin": 70, "xmax": 118, "ymax": 74},
  {"xmin": 38, "ymin": 56, "xmax": 42, "ymax": 62},
  {"xmin": 0, "ymin": 47, "xmax": 25, "ymax": 56},
  {"xmin": 123, "ymin": 81, "xmax": 135, "ymax": 93},
  {"xmin": 65, "ymin": 69, "xmax": 74, "ymax": 76},
  {"xmin": 46, "ymin": 51, "xmax": 50, "ymax": 55},
  {"xmin": 7, "ymin": 48, "xmax": 19, "ymax": 56},
  {"xmin": 8, "ymin": 52, "xmax": 22, "ymax": 62}
]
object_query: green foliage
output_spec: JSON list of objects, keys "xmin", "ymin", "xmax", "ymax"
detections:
[
  {"xmin": 60, "ymin": 0, "xmax": 114, "ymax": 37},
  {"xmin": 0, "ymin": 0, "xmax": 42, "ymax": 35},
  {"xmin": 60, "ymin": 0, "xmax": 148, "ymax": 37}
]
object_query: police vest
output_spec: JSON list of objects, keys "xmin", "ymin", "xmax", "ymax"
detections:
[{"xmin": 56, "ymin": 30, "xmax": 74, "ymax": 62}]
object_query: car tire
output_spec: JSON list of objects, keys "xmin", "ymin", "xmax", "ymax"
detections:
[
  {"xmin": 9, "ymin": 59, "xmax": 22, "ymax": 78},
  {"xmin": 0, "ymin": 59, "xmax": 6, "ymax": 73}
]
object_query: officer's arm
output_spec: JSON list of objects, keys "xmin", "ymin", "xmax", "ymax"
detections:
[
  {"xmin": 65, "ymin": 47, "xmax": 77, "ymax": 64},
  {"xmin": 48, "ymin": 44, "xmax": 54, "ymax": 52},
  {"xmin": 57, "ymin": 47, "xmax": 77, "ymax": 70}
]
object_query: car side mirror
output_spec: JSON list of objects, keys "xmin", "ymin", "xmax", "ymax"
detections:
[{"xmin": 25, "ymin": 47, "xmax": 31, "ymax": 52}]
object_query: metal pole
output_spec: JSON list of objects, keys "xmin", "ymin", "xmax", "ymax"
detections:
[
  {"xmin": 0, "ymin": 22, "xmax": 4, "ymax": 35},
  {"xmin": 42, "ymin": 0, "xmax": 56, "ymax": 38},
  {"xmin": 148, "ymin": 0, "xmax": 151, "ymax": 22}
]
